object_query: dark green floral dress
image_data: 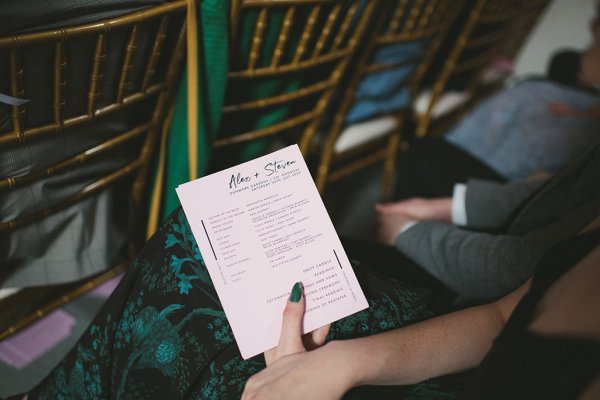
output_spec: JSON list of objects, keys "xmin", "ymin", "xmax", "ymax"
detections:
[{"xmin": 29, "ymin": 208, "xmax": 467, "ymax": 399}]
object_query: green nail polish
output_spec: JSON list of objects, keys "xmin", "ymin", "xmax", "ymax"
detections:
[{"xmin": 289, "ymin": 282, "xmax": 302, "ymax": 302}]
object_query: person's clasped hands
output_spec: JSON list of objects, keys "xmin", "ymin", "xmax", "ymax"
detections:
[
  {"xmin": 242, "ymin": 282, "xmax": 349, "ymax": 400},
  {"xmin": 374, "ymin": 197, "xmax": 453, "ymax": 245}
]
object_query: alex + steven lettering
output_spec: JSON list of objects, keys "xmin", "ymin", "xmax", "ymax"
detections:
[
  {"xmin": 228, "ymin": 159, "xmax": 297, "ymax": 189},
  {"xmin": 264, "ymin": 159, "xmax": 296, "ymax": 176}
]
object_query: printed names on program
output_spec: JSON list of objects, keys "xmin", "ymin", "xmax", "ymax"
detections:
[
  {"xmin": 248, "ymin": 193, "xmax": 322, "ymax": 269},
  {"xmin": 207, "ymin": 207, "xmax": 248, "ymax": 283}
]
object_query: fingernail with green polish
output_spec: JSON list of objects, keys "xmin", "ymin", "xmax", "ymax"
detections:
[{"xmin": 289, "ymin": 282, "xmax": 302, "ymax": 302}]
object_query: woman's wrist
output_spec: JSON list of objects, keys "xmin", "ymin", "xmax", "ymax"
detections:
[
  {"xmin": 318, "ymin": 340, "xmax": 363, "ymax": 391},
  {"xmin": 324, "ymin": 339, "xmax": 386, "ymax": 390}
]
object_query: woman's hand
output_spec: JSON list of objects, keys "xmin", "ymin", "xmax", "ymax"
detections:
[
  {"xmin": 242, "ymin": 282, "xmax": 352, "ymax": 400},
  {"xmin": 243, "ymin": 344, "xmax": 353, "ymax": 400},
  {"xmin": 263, "ymin": 282, "xmax": 330, "ymax": 365}
]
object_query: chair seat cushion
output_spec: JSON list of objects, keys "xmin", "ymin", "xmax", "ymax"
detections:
[
  {"xmin": 414, "ymin": 89, "xmax": 470, "ymax": 119},
  {"xmin": 334, "ymin": 115, "xmax": 398, "ymax": 153}
]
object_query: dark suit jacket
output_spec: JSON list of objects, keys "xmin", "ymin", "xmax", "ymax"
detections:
[{"xmin": 395, "ymin": 144, "xmax": 600, "ymax": 302}]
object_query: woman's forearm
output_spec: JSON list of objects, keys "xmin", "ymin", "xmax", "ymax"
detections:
[
  {"xmin": 241, "ymin": 283, "xmax": 528, "ymax": 399},
  {"xmin": 334, "ymin": 282, "xmax": 529, "ymax": 389},
  {"xmin": 338, "ymin": 303, "xmax": 503, "ymax": 387}
]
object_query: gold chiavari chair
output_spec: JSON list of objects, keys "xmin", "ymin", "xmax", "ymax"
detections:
[
  {"xmin": 0, "ymin": 1, "xmax": 188, "ymax": 340},
  {"xmin": 414, "ymin": 0, "xmax": 516, "ymax": 138},
  {"xmin": 312, "ymin": 0, "xmax": 464, "ymax": 199},
  {"xmin": 209, "ymin": 0, "xmax": 376, "ymax": 172},
  {"xmin": 471, "ymin": 0, "xmax": 552, "ymax": 104},
  {"xmin": 498, "ymin": 0, "xmax": 551, "ymax": 61}
]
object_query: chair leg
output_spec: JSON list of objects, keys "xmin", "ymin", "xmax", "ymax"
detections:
[{"xmin": 381, "ymin": 129, "xmax": 401, "ymax": 202}]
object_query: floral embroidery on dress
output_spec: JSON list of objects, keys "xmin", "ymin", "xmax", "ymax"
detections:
[{"xmin": 30, "ymin": 207, "xmax": 464, "ymax": 400}]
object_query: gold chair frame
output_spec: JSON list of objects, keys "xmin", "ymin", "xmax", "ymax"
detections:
[
  {"xmin": 314, "ymin": 0, "xmax": 464, "ymax": 199},
  {"xmin": 214, "ymin": 0, "xmax": 376, "ymax": 160},
  {"xmin": 414, "ymin": 0, "xmax": 516, "ymax": 138},
  {"xmin": 500, "ymin": 0, "xmax": 551, "ymax": 60},
  {"xmin": 470, "ymin": 0, "xmax": 552, "ymax": 110},
  {"xmin": 0, "ymin": 0, "xmax": 188, "ymax": 340}
]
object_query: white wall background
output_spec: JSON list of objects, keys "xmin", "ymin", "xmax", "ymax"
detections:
[{"xmin": 514, "ymin": 0, "xmax": 597, "ymax": 77}]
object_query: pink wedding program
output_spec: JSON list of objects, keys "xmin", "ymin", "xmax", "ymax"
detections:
[{"xmin": 176, "ymin": 145, "xmax": 368, "ymax": 359}]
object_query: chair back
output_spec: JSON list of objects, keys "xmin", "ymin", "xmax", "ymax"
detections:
[
  {"xmin": 210, "ymin": 0, "xmax": 376, "ymax": 170},
  {"xmin": 313, "ymin": 0, "xmax": 464, "ymax": 197},
  {"xmin": 414, "ymin": 0, "xmax": 516, "ymax": 138},
  {"xmin": 463, "ymin": 0, "xmax": 552, "ymax": 111},
  {"xmin": 499, "ymin": 0, "xmax": 551, "ymax": 60},
  {"xmin": 0, "ymin": 1, "xmax": 187, "ymax": 338}
]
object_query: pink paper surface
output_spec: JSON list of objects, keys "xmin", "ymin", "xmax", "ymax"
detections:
[
  {"xmin": 0, "ymin": 309, "xmax": 76, "ymax": 369},
  {"xmin": 177, "ymin": 145, "xmax": 369, "ymax": 359}
]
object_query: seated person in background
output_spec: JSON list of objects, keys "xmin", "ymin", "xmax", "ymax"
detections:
[
  {"xmin": 547, "ymin": 48, "xmax": 584, "ymax": 88},
  {"xmin": 376, "ymin": 143, "xmax": 600, "ymax": 303},
  {"xmin": 393, "ymin": 8, "xmax": 600, "ymax": 200}
]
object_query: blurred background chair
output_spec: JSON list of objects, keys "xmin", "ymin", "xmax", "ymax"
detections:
[
  {"xmin": 413, "ymin": 0, "xmax": 516, "ymax": 138},
  {"xmin": 469, "ymin": 0, "xmax": 553, "ymax": 104},
  {"xmin": 208, "ymin": 0, "xmax": 376, "ymax": 172},
  {"xmin": 311, "ymin": 0, "xmax": 464, "ymax": 200},
  {"xmin": 496, "ymin": 0, "xmax": 553, "ymax": 63},
  {"xmin": 0, "ymin": 0, "xmax": 188, "ymax": 339}
]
